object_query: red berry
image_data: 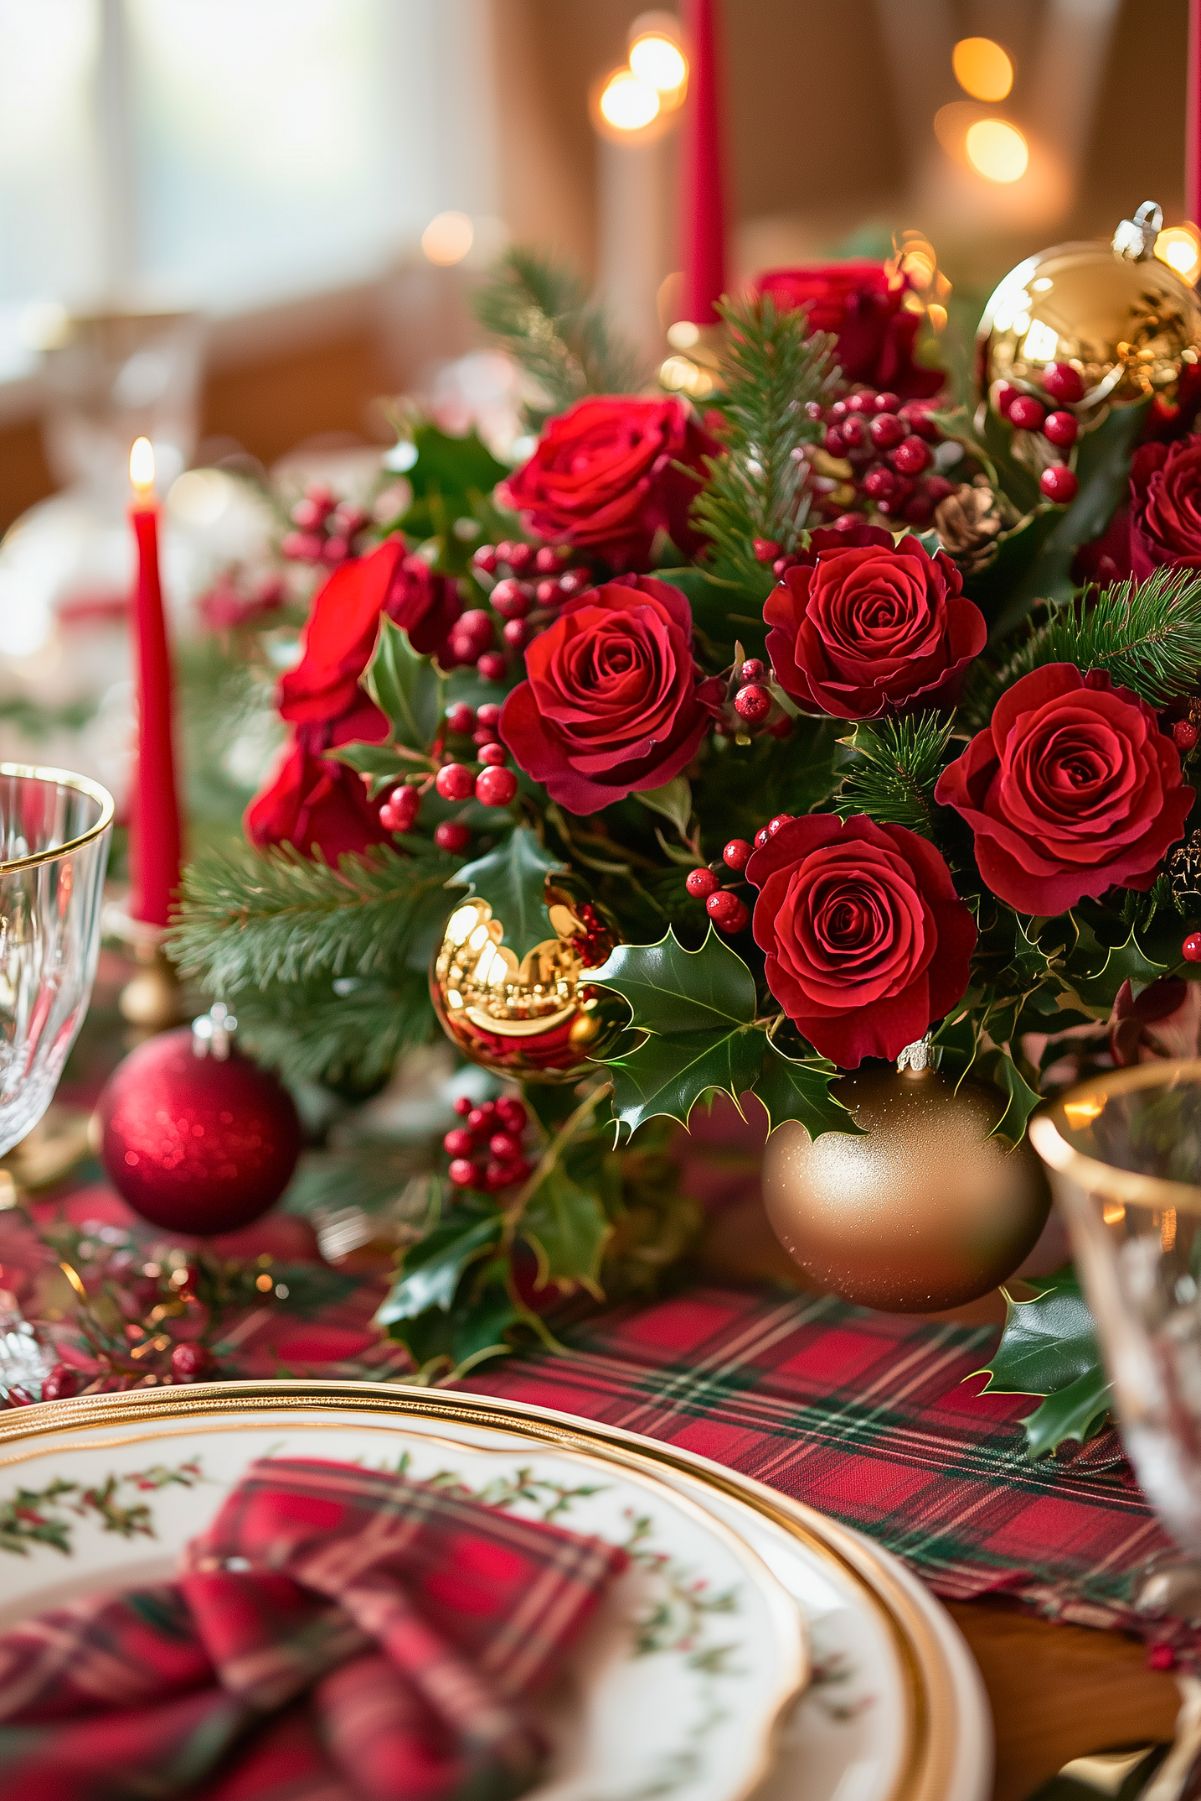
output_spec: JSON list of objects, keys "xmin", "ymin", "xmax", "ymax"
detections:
[
  {"xmin": 1043, "ymin": 361, "xmax": 1085, "ymax": 405},
  {"xmin": 1148, "ymin": 1643, "xmax": 1178, "ymax": 1673},
  {"xmin": 994, "ymin": 382, "xmax": 1018, "ymax": 418},
  {"xmin": 495, "ymin": 1096, "xmax": 528, "ymax": 1134},
  {"xmin": 1043, "ymin": 410, "xmax": 1079, "ymax": 448},
  {"xmin": 483, "ymin": 1160, "xmax": 517, "ymax": 1191},
  {"xmin": 477, "ymin": 702, "xmax": 501, "ymax": 730},
  {"xmin": 379, "ymin": 786, "xmax": 419, "ymax": 834},
  {"xmin": 768, "ymin": 813, "xmax": 793, "ymax": 835},
  {"xmin": 723, "ymin": 838, "xmax": 752, "ymax": 872},
  {"xmin": 706, "ymin": 890, "xmax": 749, "ymax": 932},
  {"xmin": 873, "ymin": 391, "xmax": 900, "ymax": 414},
  {"xmin": 752, "ymin": 539, "xmax": 781, "ymax": 564},
  {"xmin": 489, "ymin": 1131, "xmax": 522, "ymax": 1161},
  {"xmin": 448, "ymin": 1157, "xmax": 478, "ymax": 1187},
  {"xmin": 1008, "ymin": 395, "xmax": 1047, "ymax": 432},
  {"xmin": 899, "ymin": 404, "xmax": 940, "ymax": 441},
  {"xmin": 863, "ymin": 466, "xmax": 898, "ymax": 503},
  {"xmin": 475, "ymin": 766, "xmax": 518, "ymax": 806},
  {"xmin": 892, "ymin": 436, "xmax": 932, "ymax": 475},
  {"xmin": 444, "ymin": 1127, "xmax": 475, "ymax": 1158},
  {"xmin": 903, "ymin": 492, "xmax": 935, "ymax": 527},
  {"xmin": 1040, "ymin": 464, "xmax": 1078, "ymax": 504},
  {"xmin": 468, "ymin": 1104, "xmax": 496, "ymax": 1131},
  {"xmin": 754, "ymin": 825, "xmax": 771, "ymax": 849},
  {"xmin": 472, "ymin": 545, "xmax": 499, "ymax": 575},
  {"xmin": 824, "ymin": 427, "xmax": 847, "ymax": 457},
  {"xmin": 490, "ymin": 578, "xmax": 530, "ymax": 619},
  {"xmin": 686, "ymin": 867, "xmax": 721, "ymax": 899},
  {"xmin": 282, "ymin": 530, "xmax": 324, "ymax": 562},
  {"xmin": 739, "ymin": 657, "xmax": 766, "ymax": 682},
  {"xmin": 925, "ymin": 475, "xmax": 955, "ymax": 505},
  {"xmin": 457, "ymin": 608, "xmax": 494, "ymax": 649},
  {"xmin": 435, "ymin": 762, "xmax": 474, "ymax": 802},
  {"xmin": 478, "ymin": 652, "xmax": 507, "ymax": 683},
  {"xmin": 1183, "ymin": 932, "xmax": 1201, "ymax": 964},
  {"xmin": 446, "ymin": 702, "xmax": 476, "ymax": 735},
  {"xmin": 558, "ymin": 569, "xmax": 588, "ymax": 598},
  {"xmin": 734, "ymin": 683, "xmax": 772, "ymax": 723},
  {"xmin": 1175, "ymin": 719, "xmax": 1200, "ymax": 752},
  {"xmin": 453, "ymin": 1095, "xmax": 473, "ymax": 1117},
  {"xmin": 494, "ymin": 539, "xmax": 517, "ymax": 564},
  {"xmin": 507, "ymin": 543, "xmax": 535, "ymax": 573},
  {"xmin": 478, "ymin": 742, "xmax": 508, "ymax": 767},
  {"xmin": 535, "ymin": 578, "xmax": 561, "ymax": 605},
  {"xmin": 840, "ymin": 415, "xmax": 867, "ymax": 450},
  {"xmin": 434, "ymin": 821, "xmax": 471, "ymax": 853},
  {"xmin": 171, "ymin": 1343, "xmax": 210, "ymax": 1382},
  {"xmin": 41, "ymin": 1363, "xmax": 78, "ymax": 1402},
  {"xmin": 534, "ymin": 546, "xmax": 561, "ymax": 573},
  {"xmin": 772, "ymin": 558, "xmax": 792, "ymax": 578},
  {"xmin": 829, "ymin": 399, "xmax": 849, "ymax": 419},
  {"xmin": 503, "ymin": 619, "xmax": 531, "ymax": 649},
  {"xmin": 869, "ymin": 412, "xmax": 905, "ymax": 450}
]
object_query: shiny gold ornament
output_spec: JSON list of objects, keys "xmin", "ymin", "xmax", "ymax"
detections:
[
  {"xmin": 431, "ymin": 893, "xmax": 624, "ymax": 1081},
  {"xmin": 976, "ymin": 202, "xmax": 1201, "ymax": 427},
  {"xmin": 761, "ymin": 1058, "xmax": 1050, "ymax": 1312}
]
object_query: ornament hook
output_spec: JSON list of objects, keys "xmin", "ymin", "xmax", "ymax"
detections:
[
  {"xmin": 192, "ymin": 1002, "xmax": 237, "ymax": 1062},
  {"xmin": 896, "ymin": 1035, "xmax": 933, "ymax": 1073},
  {"xmin": 1113, "ymin": 201, "xmax": 1163, "ymax": 262}
]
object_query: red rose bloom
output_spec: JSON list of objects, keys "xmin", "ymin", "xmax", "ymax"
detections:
[
  {"xmin": 747, "ymin": 815, "xmax": 975, "ymax": 1068},
  {"xmin": 754, "ymin": 262, "xmax": 944, "ymax": 399},
  {"xmin": 1128, "ymin": 435, "xmax": 1201, "ymax": 578},
  {"xmin": 935, "ymin": 664, "xmax": 1193, "ymax": 915},
  {"xmin": 499, "ymin": 396, "xmax": 715, "ymax": 569},
  {"xmin": 764, "ymin": 526, "xmax": 985, "ymax": 719},
  {"xmin": 499, "ymin": 577, "xmax": 711, "ymax": 814},
  {"xmin": 247, "ymin": 697, "xmax": 391, "ymax": 862}
]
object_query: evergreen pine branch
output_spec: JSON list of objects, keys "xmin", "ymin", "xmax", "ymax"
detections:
[
  {"xmin": 169, "ymin": 843, "xmax": 454, "ymax": 995},
  {"xmin": 474, "ymin": 249, "xmax": 644, "ymax": 424},
  {"xmin": 834, "ymin": 712, "xmax": 955, "ymax": 835},
  {"xmin": 231, "ymin": 975, "xmax": 435, "ymax": 1087},
  {"xmin": 991, "ymin": 569, "xmax": 1201, "ymax": 712},
  {"xmin": 691, "ymin": 296, "xmax": 840, "ymax": 592}
]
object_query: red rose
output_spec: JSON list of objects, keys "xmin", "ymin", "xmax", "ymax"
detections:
[
  {"xmin": 247, "ymin": 699, "xmax": 391, "ymax": 862},
  {"xmin": 764, "ymin": 526, "xmax": 985, "ymax": 719},
  {"xmin": 1128, "ymin": 436, "xmax": 1201, "ymax": 578},
  {"xmin": 935, "ymin": 664, "xmax": 1193, "ymax": 915},
  {"xmin": 754, "ymin": 262, "xmax": 944, "ymax": 399},
  {"xmin": 499, "ymin": 577, "xmax": 711, "ymax": 814},
  {"xmin": 747, "ymin": 814, "xmax": 975, "ymax": 1068},
  {"xmin": 499, "ymin": 396, "xmax": 715, "ymax": 569}
]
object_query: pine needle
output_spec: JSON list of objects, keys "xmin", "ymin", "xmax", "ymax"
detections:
[
  {"xmin": 835, "ymin": 712, "xmax": 955, "ymax": 835},
  {"xmin": 996, "ymin": 568, "xmax": 1201, "ymax": 710}
]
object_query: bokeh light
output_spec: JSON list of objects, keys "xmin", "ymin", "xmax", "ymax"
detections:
[
  {"xmin": 629, "ymin": 31, "xmax": 687, "ymax": 95},
  {"xmin": 597, "ymin": 68, "xmax": 661, "ymax": 134},
  {"xmin": 421, "ymin": 210, "xmax": 475, "ymax": 266},
  {"xmin": 965, "ymin": 118, "xmax": 1029, "ymax": 184},
  {"xmin": 952, "ymin": 37, "xmax": 1014, "ymax": 103},
  {"xmin": 1156, "ymin": 223, "xmax": 1201, "ymax": 284}
]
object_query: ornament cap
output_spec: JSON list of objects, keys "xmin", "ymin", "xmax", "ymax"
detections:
[
  {"xmin": 896, "ymin": 1035, "xmax": 933, "ymax": 1074},
  {"xmin": 192, "ymin": 1002, "xmax": 237, "ymax": 1062},
  {"xmin": 1112, "ymin": 201, "xmax": 1163, "ymax": 262}
]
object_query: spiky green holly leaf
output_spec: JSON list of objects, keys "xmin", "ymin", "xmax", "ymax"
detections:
[
  {"xmin": 366, "ymin": 618, "xmax": 445, "ymax": 750},
  {"xmin": 521, "ymin": 1166, "xmax": 611, "ymax": 1296},
  {"xmin": 1022, "ymin": 1365, "xmax": 1112, "ymax": 1459},
  {"xmin": 979, "ymin": 1275, "xmax": 1102, "ymax": 1396},
  {"xmin": 592, "ymin": 927, "xmax": 761, "ymax": 1136},
  {"xmin": 753, "ymin": 1044, "xmax": 857, "ymax": 1139},
  {"xmin": 450, "ymin": 827, "xmax": 565, "ymax": 961},
  {"xmin": 375, "ymin": 1208, "xmax": 500, "ymax": 1329},
  {"xmin": 989, "ymin": 1050, "xmax": 1043, "ymax": 1143}
]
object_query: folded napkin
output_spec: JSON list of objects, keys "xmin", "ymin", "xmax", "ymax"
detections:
[{"xmin": 0, "ymin": 1456, "xmax": 628, "ymax": 1801}]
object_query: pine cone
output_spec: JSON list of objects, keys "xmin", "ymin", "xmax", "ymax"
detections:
[
  {"xmin": 933, "ymin": 479, "xmax": 1004, "ymax": 574},
  {"xmin": 1169, "ymin": 831, "xmax": 1201, "ymax": 911}
]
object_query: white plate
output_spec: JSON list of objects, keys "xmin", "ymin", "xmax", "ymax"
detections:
[
  {"xmin": 0, "ymin": 1384, "xmax": 992, "ymax": 1801},
  {"xmin": 0, "ymin": 1396, "xmax": 803, "ymax": 1801}
]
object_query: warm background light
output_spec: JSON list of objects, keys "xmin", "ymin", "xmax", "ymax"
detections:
[
  {"xmin": 1156, "ymin": 222, "xmax": 1201, "ymax": 283},
  {"xmin": 965, "ymin": 117, "xmax": 1029, "ymax": 183},
  {"xmin": 629, "ymin": 30, "xmax": 687, "ymax": 95},
  {"xmin": 421, "ymin": 209, "xmax": 475, "ymax": 265},
  {"xmin": 952, "ymin": 36, "xmax": 1014, "ymax": 103},
  {"xmin": 598, "ymin": 67, "xmax": 660, "ymax": 134},
  {"xmin": 129, "ymin": 435, "xmax": 156, "ymax": 494}
]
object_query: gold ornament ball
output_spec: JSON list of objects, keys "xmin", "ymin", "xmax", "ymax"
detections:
[
  {"xmin": 977, "ymin": 202, "xmax": 1201, "ymax": 421},
  {"xmin": 431, "ymin": 892, "xmax": 624, "ymax": 1082},
  {"xmin": 762, "ymin": 1066, "xmax": 1050, "ymax": 1312}
]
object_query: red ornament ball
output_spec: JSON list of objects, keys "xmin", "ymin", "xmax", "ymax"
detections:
[
  {"xmin": 1184, "ymin": 931, "xmax": 1201, "ymax": 965},
  {"xmin": 96, "ymin": 1022, "xmax": 301, "ymax": 1235}
]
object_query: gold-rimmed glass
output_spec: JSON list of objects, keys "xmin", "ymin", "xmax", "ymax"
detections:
[
  {"xmin": 1031, "ymin": 1063, "xmax": 1201, "ymax": 1552},
  {"xmin": 0, "ymin": 764, "xmax": 113, "ymax": 1159}
]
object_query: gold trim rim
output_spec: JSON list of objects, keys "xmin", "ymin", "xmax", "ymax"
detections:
[
  {"xmin": 0, "ymin": 1380, "xmax": 974, "ymax": 1801},
  {"xmin": 1031, "ymin": 1059, "xmax": 1201, "ymax": 1210},
  {"xmin": 0, "ymin": 764, "xmax": 115, "ymax": 875}
]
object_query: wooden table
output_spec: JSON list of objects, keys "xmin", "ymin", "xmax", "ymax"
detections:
[{"xmin": 701, "ymin": 1200, "xmax": 1179, "ymax": 1801}]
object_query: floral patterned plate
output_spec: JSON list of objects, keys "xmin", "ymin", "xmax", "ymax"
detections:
[{"xmin": 0, "ymin": 1396, "xmax": 803, "ymax": 1801}]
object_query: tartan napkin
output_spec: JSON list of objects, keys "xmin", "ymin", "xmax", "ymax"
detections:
[{"xmin": 0, "ymin": 1456, "xmax": 628, "ymax": 1801}]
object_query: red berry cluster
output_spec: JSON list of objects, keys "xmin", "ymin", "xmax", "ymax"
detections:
[
  {"xmin": 377, "ymin": 702, "xmax": 518, "ymax": 852},
  {"xmin": 198, "ymin": 570, "xmax": 287, "ymax": 635},
  {"xmin": 444, "ymin": 1094, "xmax": 532, "ymax": 1193},
  {"xmin": 281, "ymin": 484, "xmax": 370, "ymax": 566},
  {"xmin": 468, "ymin": 539, "xmax": 592, "ymax": 669},
  {"xmin": 684, "ymin": 811, "xmax": 794, "ymax": 934},
  {"xmin": 995, "ymin": 362, "xmax": 1084, "ymax": 505},
  {"xmin": 810, "ymin": 390, "xmax": 955, "ymax": 528}
]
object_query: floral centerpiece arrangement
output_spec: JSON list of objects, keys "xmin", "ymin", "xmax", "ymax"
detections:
[{"xmin": 174, "ymin": 231, "xmax": 1201, "ymax": 1443}]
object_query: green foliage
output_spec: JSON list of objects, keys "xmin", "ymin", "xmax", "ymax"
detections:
[
  {"xmin": 834, "ymin": 712, "xmax": 954, "ymax": 836},
  {"xmin": 388, "ymin": 419, "xmax": 509, "ymax": 537},
  {"xmin": 521, "ymin": 1166, "xmax": 611, "ymax": 1296},
  {"xmin": 978, "ymin": 1275, "xmax": 1111, "ymax": 1457},
  {"xmin": 367, "ymin": 619, "xmax": 445, "ymax": 749},
  {"xmin": 753, "ymin": 1042, "xmax": 856, "ymax": 1139},
  {"xmin": 450, "ymin": 827, "xmax": 565, "ymax": 960},
  {"xmin": 691, "ymin": 296, "xmax": 839, "ymax": 596},
  {"xmin": 375, "ymin": 1206, "xmax": 501, "ymax": 1326},
  {"xmin": 474, "ymin": 247, "xmax": 644, "ymax": 425},
  {"xmin": 998, "ymin": 568, "xmax": 1201, "ymax": 710},
  {"xmin": 231, "ymin": 975, "xmax": 434, "ymax": 1088}
]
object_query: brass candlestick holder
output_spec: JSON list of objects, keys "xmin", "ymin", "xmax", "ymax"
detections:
[{"xmin": 105, "ymin": 902, "xmax": 191, "ymax": 1035}]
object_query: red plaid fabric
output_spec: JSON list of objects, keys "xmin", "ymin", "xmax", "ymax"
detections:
[
  {"xmin": 0, "ymin": 1457, "xmax": 627, "ymax": 1801},
  {"xmin": 465, "ymin": 1283, "xmax": 1184, "ymax": 1656}
]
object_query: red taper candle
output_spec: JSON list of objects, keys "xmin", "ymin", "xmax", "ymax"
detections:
[
  {"xmin": 680, "ymin": 0, "xmax": 728, "ymax": 324},
  {"xmin": 128, "ymin": 437, "xmax": 183, "ymax": 928},
  {"xmin": 1189, "ymin": 0, "xmax": 1201, "ymax": 224}
]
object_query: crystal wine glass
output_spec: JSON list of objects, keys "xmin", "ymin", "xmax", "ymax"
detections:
[{"xmin": 0, "ymin": 764, "xmax": 113, "ymax": 1158}]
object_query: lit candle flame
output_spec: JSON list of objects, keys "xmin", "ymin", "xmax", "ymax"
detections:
[{"xmin": 129, "ymin": 435, "xmax": 156, "ymax": 502}]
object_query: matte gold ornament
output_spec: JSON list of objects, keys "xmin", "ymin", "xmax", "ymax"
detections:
[
  {"xmin": 431, "ymin": 893, "xmax": 624, "ymax": 1081},
  {"xmin": 977, "ymin": 202, "xmax": 1201, "ymax": 427},
  {"xmin": 761, "ymin": 1053, "xmax": 1050, "ymax": 1312}
]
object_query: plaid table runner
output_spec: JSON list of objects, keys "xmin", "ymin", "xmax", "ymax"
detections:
[{"xmin": 0, "ymin": 1456, "xmax": 626, "ymax": 1801}]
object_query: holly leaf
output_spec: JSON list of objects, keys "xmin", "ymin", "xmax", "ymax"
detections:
[
  {"xmin": 450, "ymin": 827, "xmax": 565, "ymax": 961},
  {"xmin": 329, "ymin": 741, "xmax": 404, "ymax": 797},
  {"xmin": 366, "ymin": 619, "xmax": 444, "ymax": 750},
  {"xmin": 753, "ymin": 1043, "xmax": 858, "ymax": 1139},
  {"xmin": 978, "ymin": 1275, "xmax": 1102, "ymax": 1396},
  {"xmin": 521, "ymin": 1166, "xmax": 611, "ymax": 1295},
  {"xmin": 386, "ymin": 421, "xmax": 509, "ymax": 539},
  {"xmin": 1022, "ymin": 1365, "xmax": 1112, "ymax": 1459},
  {"xmin": 988, "ymin": 1049, "xmax": 1043, "ymax": 1143},
  {"xmin": 374, "ymin": 1208, "xmax": 500, "ymax": 1329},
  {"xmin": 636, "ymin": 777, "xmax": 693, "ymax": 840}
]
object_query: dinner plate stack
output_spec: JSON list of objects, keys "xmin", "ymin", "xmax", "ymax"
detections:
[{"xmin": 0, "ymin": 1383, "xmax": 992, "ymax": 1800}]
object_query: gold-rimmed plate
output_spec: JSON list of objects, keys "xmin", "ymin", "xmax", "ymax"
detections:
[{"xmin": 0, "ymin": 1383, "xmax": 992, "ymax": 1801}]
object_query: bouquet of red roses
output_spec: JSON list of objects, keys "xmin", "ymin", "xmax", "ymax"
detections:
[{"xmin": 174, "ymin": 240, "xmax": 1201, "ymax": 1427}]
